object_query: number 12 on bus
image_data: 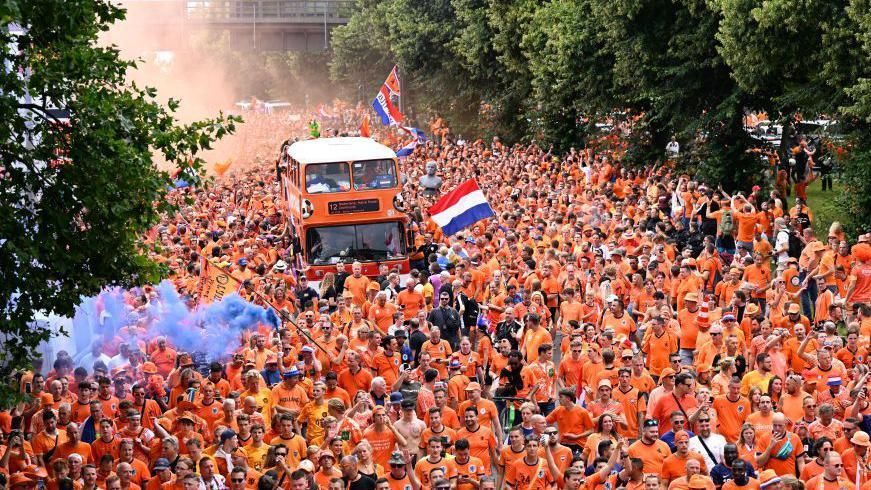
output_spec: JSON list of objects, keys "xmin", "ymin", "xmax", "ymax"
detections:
[{"xmin": 280, "ymin": 137, "xmax": 411, "ymax": 286}]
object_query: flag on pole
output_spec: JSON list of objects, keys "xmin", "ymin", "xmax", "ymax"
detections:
[
  {"xmin": 428, "ymin": 179, "xmax": 495, "ymax": 236},
  {"xmin": 372, "ymin": 66, "xmax": 404, "ymax": 126},
  {"xmin": 360, "ymin": 114, "xmax": 371, "ymax": 137}
]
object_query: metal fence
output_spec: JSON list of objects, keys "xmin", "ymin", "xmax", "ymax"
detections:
[{"xmin": 186, "ymin": 0, "xmax": 355, "ymax": 22}]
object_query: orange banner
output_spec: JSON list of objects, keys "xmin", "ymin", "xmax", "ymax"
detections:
[{"xmin": 197, "ymin": 258, "xmax": 241, "ymax": 305}]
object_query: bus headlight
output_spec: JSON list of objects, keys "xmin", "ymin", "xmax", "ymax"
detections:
[
  {"xmin": 302, "ymin": 199, "xmax": 313, "ymax": 219},
  {"xmin": 393, "ymin": 193, "xmax": 406, "ymax": 211}
]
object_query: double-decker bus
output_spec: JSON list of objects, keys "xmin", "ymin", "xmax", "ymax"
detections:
[{"xmin": 279, "ymin": 137, "xmax": 411, "ymax": 286}]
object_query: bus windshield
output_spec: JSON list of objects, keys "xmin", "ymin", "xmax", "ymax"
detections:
[
  {"xmin": 306, "ymin": 222, "xmax": 406, "ymax": 264},
  {"xmin": 305, "ymin": 162, "xmax": 351, "ymax": 194},
  {"xmin": 352, "ymin": 159, "xmax": 397, "ymax": 190}
]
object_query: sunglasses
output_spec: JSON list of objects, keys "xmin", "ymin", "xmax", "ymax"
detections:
[{"xmin": 231, "ymin": 479, "xmax": 245, "ymax": 483}]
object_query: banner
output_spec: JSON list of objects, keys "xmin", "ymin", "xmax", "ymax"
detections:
[{"xmin": 198, "ymin": 258, "xmax": 241, "ymax": 305}]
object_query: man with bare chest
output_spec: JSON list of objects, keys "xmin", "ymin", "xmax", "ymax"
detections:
[{"xmin": 393, "ymin": 399, "xmax": 426, "ymax": 462}]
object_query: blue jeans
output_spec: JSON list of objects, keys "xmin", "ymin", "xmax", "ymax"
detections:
[
  {"xmin": 679, "ymin": 348, "xmax": 694, "ymax": 365},
  {"xmin": 800, "ymin": 271, "xmax": 818, "ymax": 318},
  {"xmin": 538, "ymin": 401, "xmax": 555, "ymax": 417}
]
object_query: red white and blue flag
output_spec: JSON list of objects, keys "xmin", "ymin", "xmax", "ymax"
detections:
[
  {"xmin": 395, "ymin": 127, "xmax": 427, "ymax": 159},
  {"xmin": 372, "ymin": 66, "xmax": 404, "ymax": 126},
  {"xmin": 428, "ymin": 179, "xmax": 495, "ymax": 236}
]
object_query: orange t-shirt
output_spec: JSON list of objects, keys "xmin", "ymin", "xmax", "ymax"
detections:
[
  {"xmin": 712, "ymin": 395, "xmax": 750, "ymax": 442},
  {"xmin": 662, "ymin": 452, "xmax": 708, "ymax": 482},
  {"xmin": 362, "ymin": 426, "xmax": 398, "ymax": 469},
  {"xmin": 628, "ymin": 439, "xmax": 672, "ymax": 474},
  {"xmin": 337, "ymin": 367, "xmax": 373, "ymax": 397},
  {"xmin": 521, "ymin": 328, "xmax": 553, "ymax": 363},
  {"xmin": 456, "ymin": 426, "xmax": 498, "ymax": 474},
  {"xmin": 734, "ymin": 211, "xmax": 760, "ymax": 243},
  {"xmin": 344, "ymin": 275, "xmax": 371, "ymax": 306},
  {"xmin": 396, "ymin": 290, "xmax": 425, "ymax": 320},
  {"xmin": 545, "ymin": 404, "xmax": 594, "ymax": 447},
  {"xmin": 505, "ymin": 458, "xmax": 555, "ymax": 490}
]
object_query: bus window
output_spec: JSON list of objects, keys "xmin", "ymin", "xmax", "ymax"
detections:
[
  {"xmin": 305, "ymin": 162, "xmax": 351, "ymax": 193},
  {"xmin": 352, "ymin": 159, "xmax": 397, "ymax": 190},
  {"xmin": 306, "ymin": 222, "xmax": 406, "ymax": 264}
]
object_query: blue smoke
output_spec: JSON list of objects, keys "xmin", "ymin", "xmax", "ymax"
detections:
[
  {"xmin": 71, "ymin": 280, "xmax": 281, "ymax": 363},
  {"xmin": 148, "ymin": 280, "xmax": 280, "ymax": 360}
]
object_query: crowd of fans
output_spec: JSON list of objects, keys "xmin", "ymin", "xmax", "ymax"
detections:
[{"xmin": 3, "ymin": 104, "xmax": 871, "ymax": 490}]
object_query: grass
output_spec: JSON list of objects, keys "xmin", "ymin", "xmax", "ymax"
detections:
[{"xmin": 804, "ymin": 178, "xmax": 843, "ymax": 238}]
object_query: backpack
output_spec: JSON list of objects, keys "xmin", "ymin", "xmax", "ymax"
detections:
[
  {"xmin": 787, "ymin": 232, "xmax": 803, "ymax": 259},
  {"xmin": 719, "ymin": 210, "xmax": 735, "ymax": 236}
]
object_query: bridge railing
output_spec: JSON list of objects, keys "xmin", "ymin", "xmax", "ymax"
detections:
[{"xmin": 186, "ymin": 0, "xmax": 355, "ymax": 22}]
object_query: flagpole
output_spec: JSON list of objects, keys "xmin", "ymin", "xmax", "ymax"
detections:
[
  {"xmin": 200, "ymin": 258, "xmax": 331, "ymax": 356},
  {"xmin": 397, "ymin": 64, "xmax": 403, "ymax": 115}
]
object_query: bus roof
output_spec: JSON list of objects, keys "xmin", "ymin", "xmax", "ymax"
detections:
[{"xmin": 288, "ymin": 137, "xmax": 396, "ymax": 164}]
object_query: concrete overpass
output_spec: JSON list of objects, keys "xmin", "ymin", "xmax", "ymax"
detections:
[{"xmin": 118, "ymin": 0, "xmax": 354, "ymax": 52}]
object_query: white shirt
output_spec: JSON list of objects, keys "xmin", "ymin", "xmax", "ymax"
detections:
[
  {"xmin": 775, "ymin": 230, "xmax": 790, "ymax": 265},
  {"xmin": 688, "ymin": 433, "xmax": 727, "ymax": 469},
  {"xmin": 666, "ymin": 141, "xmax": 680, "ymax": 156}
]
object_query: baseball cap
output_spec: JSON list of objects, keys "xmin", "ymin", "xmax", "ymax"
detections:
[
  {"xmin": 659, "ymin": 367, "xmax": 676, "ymax": 378},
  {"xmin": 153, "ymin": 458, "xmax": 171, "ymax": 471},
  {"xmin": 598, "ymin": 379, "xmax": 612, "ymax": 389},
  {"xmin": 282, "ymin": 367, "xmax": 301, "ymax": 378},
  {"xmin": 220, "ymin": 429, "xmax": 237, "ymax": 443},
  {"xmin": 297, "ymin": 460, "xmax": 315, "ymax": 473},
  {"xmin": 788, "ymin": 303, "xmax": 800, "ymax": 314},
  {"xmin": 621, "ymin": 349, "xmax": 634, "ymax": 359},
  {"xmin": 389, "ymin": 392, "xmax": 403, "ymax": 404},
  {"xmin": 400, "ymin": 400, "xmax": 416, "ymax": 410}
]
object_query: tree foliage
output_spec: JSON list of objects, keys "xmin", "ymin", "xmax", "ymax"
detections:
[
  {"xmin": 0, "ymin": 0, "xmax": 239, "ymax": 406},
  {"xmin": 332, "ymin": 0, "xmax": 871, "ymax": 232}
]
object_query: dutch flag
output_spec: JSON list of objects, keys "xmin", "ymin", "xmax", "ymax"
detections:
[
  {"xmin": 428, "ymin": 179, "xmax": 495, "ymax": 236},
  {"xmin": 395, "ymin": 140, "xmax": 418, "ymax": 158}
]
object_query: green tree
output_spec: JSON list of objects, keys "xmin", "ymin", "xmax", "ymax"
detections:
[
  {"xmin": 0, "ymin": 0, "xmax": 239, "ymax": 406},
  {"xmin": 522, "ymin": 0, "xmax": 614, "ymax": 149}
]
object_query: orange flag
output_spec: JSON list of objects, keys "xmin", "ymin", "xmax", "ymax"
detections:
[
  {"xmin": 214, "ymin": 159, "xmax": 232, "ymax": 177},
  {"xmin": 360, "ymin": 114, "xmax": 371, "ymax": 137}
]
